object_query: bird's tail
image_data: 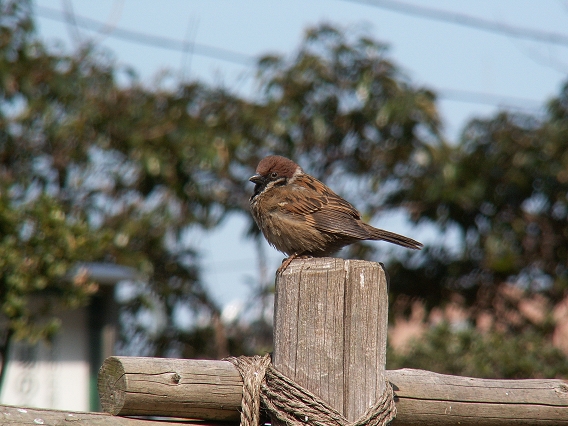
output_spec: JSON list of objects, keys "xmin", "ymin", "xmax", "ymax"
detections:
[{"xmin": 363, "ymin": 224, "xmax": 423, "ymax": 250}]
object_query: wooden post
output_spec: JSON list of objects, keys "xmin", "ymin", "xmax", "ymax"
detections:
[{"xmin": 273, "ymin": 257, "xmax": 388, "ymax": 422}]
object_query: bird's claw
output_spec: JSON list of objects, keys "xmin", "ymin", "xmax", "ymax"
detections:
[{"xmin": 277, "ymin": 253, "xmax": 311, "ymax": 274}]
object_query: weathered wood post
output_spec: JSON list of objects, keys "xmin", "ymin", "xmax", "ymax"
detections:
[{"xmin": 273, "ymin": 257, "xmax": 389, "ymax": 422}]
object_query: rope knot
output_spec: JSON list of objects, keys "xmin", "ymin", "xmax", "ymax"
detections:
[{"xmin": 226, "ymin": 354, "xmax": 396, "ymax": 426}]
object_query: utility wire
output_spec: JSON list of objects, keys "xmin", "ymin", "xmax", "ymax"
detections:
[
  {"xmin": 61, "ymin": 0, "xmax": 83, "ymax": 46},
  {"xmin": 438, "ymin": 89, "xmax": 543, "ymax": 111},
  {"xmin": 35, "ymin": 5, "xmax": 255, "ymax": 66},
  {"xmin": 344, "ymin": 0, "xmax": 568, "ymax": 47},
  {"xmin": 34, "ymin": 5, "xmax": 543, "ymax": 109}
]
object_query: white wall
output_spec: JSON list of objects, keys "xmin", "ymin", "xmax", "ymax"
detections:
[{"xmin": 0, "ymin": 307, "xmax": 90, "ymax": 411}]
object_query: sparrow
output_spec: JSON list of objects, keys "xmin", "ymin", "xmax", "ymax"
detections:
[{"xmin": 249, "ymin": 155, "xmax": 423, "ymax": 273}]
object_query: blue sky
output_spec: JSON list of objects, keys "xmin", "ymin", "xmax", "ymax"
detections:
[{"xmin": 32, "ymin": 0, "xmax": 568, "ymax": 310}]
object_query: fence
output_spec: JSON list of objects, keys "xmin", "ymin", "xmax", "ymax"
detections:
[{"xmin": 2, "ymin": 258, "xmax": 567, "ymax": 425}]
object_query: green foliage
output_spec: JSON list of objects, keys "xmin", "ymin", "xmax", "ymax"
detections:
[
  {"xmin": 241, "ymin": 24, "xmax": 440, "ymax": 195},
  {"xmin": 0, "ymin": 188, "xmax": 114, "ymax": 342},
  {"xmin": 385, "ymin": 84, "xmax": 568, "ymax": 377},
  {"xmin": 0, "ymin": 0, "xmax": 218, "ymax": 358},
  {"xmin": 387, "ymin": 86, "xmax": 568, "ymax": 315},
  {"xmin": 2, "ymin": 0, "xmax": 568, "ymax": 379},
  {"xmin": 387, "ymin": 323, "xmax": 568, "ymax": 379},
  {"xmin": 2, "ymin": 0, "xmax": 443, "ymax": 359}
]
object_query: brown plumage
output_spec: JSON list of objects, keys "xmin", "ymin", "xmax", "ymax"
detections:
[{"xmin": 249, "ymin": 155, "xmax": 422, "ymax": 271}]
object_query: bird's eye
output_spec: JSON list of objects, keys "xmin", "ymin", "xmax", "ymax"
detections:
[{"xmin": 270, "ymin": 172, "xmax": 278, "ymax": 178}]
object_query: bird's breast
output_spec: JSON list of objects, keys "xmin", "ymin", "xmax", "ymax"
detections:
[{"xmin": 249, "ymin": 190, "xmax": 331, "ymax": 255}]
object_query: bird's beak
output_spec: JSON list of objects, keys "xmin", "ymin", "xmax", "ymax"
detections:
[{"xmin": 249, "ymin": 174, "xmax": 264, "ymax": 184}]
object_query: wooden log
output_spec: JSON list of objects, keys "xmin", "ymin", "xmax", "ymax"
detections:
[
  {"xmin": 386, "ymin": 368, "xmax": 568, "ymax": 425},
  {"xmin": 98, "ymin": 356, "xmax": 568, "ymax": 424},
  {"xmin": 97, "ymin": 356, "xmax": 241, "ymax": 421},
  {"xmin": 273, "ymin": 257, "xmax": 389, "ymax": 421},
  {"xmin": 0, "ymin": 404, "xmax": 232, "ymax": 425}
]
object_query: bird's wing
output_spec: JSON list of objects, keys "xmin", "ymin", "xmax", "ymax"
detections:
[
  {"xmin": 310, "ymin": 204, "xmax": 371, "ymax": 240},
  {"xmin": 277, "ymin": 177, "xmax": 370, "ymax": 240}
]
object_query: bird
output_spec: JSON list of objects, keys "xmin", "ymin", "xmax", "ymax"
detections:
[{"xmin": 249, "ymin": 155, "xmax": 423, "ymax": 273}]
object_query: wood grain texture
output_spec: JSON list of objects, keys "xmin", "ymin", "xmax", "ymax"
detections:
[
  {"xmin": 96, "ymin": 355, "xmax": 568, "ymax": 424},
  {"xmin": 386, "ymin": 368, "xmax": 568, "ymax": 425},
  {"xmin": 98, "ymin": 356, "xmax": 242, "ymax": 421},
  {"xmin": 273, "ymin": 257, "xmax": 388, "ymax": 421},
  {"xmin": 0, "ymin": 404, "xmax": 233, "ymax": 425}
]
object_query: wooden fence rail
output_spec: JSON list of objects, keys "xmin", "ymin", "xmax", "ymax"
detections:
[
  {"xmin": 98, "ymin": 357, "xmax": 242, "ymax": 421},
  {"xmin": 0, "ymin": 403, "xmax": 228, "ymax": 425},
  {"xmin": 97, "ymin": 356, "xmax": 568, "ymax": 425}
]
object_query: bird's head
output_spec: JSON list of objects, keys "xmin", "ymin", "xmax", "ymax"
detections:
[{"xmin": 249, "ymin": 155, "xmax": 300, "ymax": 200}]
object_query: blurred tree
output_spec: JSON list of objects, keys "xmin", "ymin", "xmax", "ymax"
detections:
[
  {"xmin": 4, "ymin": 0, "xmax": 566, "ymax": 381},
  {"xmin": 387, "ymin": 86, "xmax": 568, "ymax": 316},
  {"xmin": 196, "ymin": 23, "xmax": 442, "ymax": 267},
  {"xmin": 175, "ymin": 24, "xmax": 443, "ymax": 351},
  {"xmin": 209, "ymin": 23, "xmax": 441, "ymax": 206},
  {"xmin": 0, "ymin": 0, "xmax": 224, "ymax": 371},
  {"xmin": 0, "ymin": 0, "xmax": 122, "ymax": 388},
  {"xmin": 1, "ymin": 6, "xmax": 441, "ymax": 364},
  {"xmin": 384, "ymin": 82, "xmax": 568, "ymax": 377},
  {"xmin": 0, "ymin": 184, "xmax": 116, "ymax": 388},
  {"xmin": 387, "ymin": 323, "xmax": 568, "ymax": 379}
]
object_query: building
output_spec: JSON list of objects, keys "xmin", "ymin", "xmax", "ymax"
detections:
[{"xmin": 0, "ymin": 263, "xmax": 138, "ymax": 411}]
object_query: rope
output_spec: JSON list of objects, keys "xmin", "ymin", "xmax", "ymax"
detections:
[
  {"xmin": 226, "ymin": 354, "xmax": 396, "ymax": 426},
  {"xmin": 226, "ymin": 355, "xmax": 271, "ymax": 426}
]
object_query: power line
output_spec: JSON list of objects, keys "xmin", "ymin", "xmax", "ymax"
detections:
[
  {"xmin": 344, "ymin": 0, "xmax": 568, "ymax": 47},
  {"xmin": 35, "ymin": 5, "xmax": 255, "ymax": 66},
  {"xmin": 438, "ymin": 89, "xmax": 543, "ymax": 111},
  {"xmin": 33, "ymin": 5, "xmax": 543, "ymax": 109}
]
